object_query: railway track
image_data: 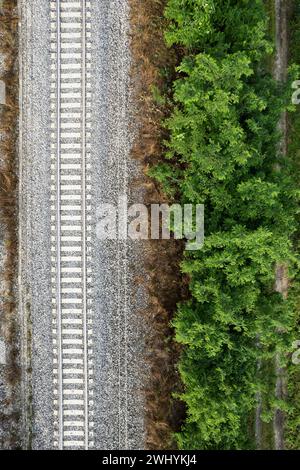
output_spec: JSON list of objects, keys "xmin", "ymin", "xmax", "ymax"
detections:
[{"xmin": 50, "ymin": 0, "xmax": 93, "ymax": 450}]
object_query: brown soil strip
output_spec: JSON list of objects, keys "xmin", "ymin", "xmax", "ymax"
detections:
[
  {"xmin": 129, "ymin": 0, "xmax": 186, "ymax": 449},
  {"xmin": 0, "ymin": 0, "xmax": 20, "ymax": 449}
]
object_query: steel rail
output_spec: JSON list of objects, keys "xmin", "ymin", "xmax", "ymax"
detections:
[
  {"xmin": 52, "ymin": 0, "xmax": 92, "ymax": 450},
  {"xmin": 81, "ymin": 0, "xmax": 89, "ymax": 451},
  {"xmin": 55, "ymin": 0, "xmax": 64, "ymax": 451}
]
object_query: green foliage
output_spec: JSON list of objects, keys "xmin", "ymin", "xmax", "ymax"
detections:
[{"xmin": 152, "ymin": 0, "xmax": 300, "ymax": 449}]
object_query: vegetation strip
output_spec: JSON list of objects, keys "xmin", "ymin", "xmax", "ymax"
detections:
[{"xmin": 147, "ymin": 0, "xmax": 300, "ymax": 449}]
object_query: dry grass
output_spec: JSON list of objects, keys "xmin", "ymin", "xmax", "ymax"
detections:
[
  {"xmin": 129, "ymin": 0, "xmax": 186, "ymax": 450},
  {"xmin": 0, "ymin": 0, "xmax": 20, "ymax": 449}
]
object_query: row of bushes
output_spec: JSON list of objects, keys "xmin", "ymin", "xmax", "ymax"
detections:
[{"xmin": 151, "ymin": 0, "xmax": 300, "ymax": 449}]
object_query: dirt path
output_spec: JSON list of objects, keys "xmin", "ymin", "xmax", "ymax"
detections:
[
  {"xmin": 273, "ymin": 0, "xmax": 289, "ymax": 451},
  {"xmin": 255, "ymin": 0, "xmax": 289, "ymax": 450},
  {"xmin": 254, "ymin": 354, "xmax": 263, "ymax": 449}
]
